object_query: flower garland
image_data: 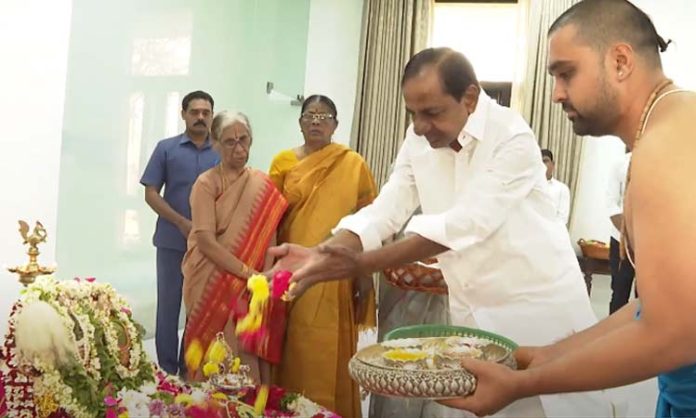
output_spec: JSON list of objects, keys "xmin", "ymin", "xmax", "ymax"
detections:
[
  {"xmin": 89, "ymin": 284, "xmax": 144, "ymax": 379},
  {"xmin": 1, "ymin": 276, "xmax": 154, "ymax": 417},
  {"xmin": 103, "ymin": 372, "xmax": 342, "ymax": 418},
  {"xmin": 32, "ymin": 361, "xmax": 91, "ymax": 418},
  {"xmin": 1, "ymin": 302, "xmax": 35, "ymax": 417},
  {"xmin": 23, "ymin": 279, "xmax": 101, "ymax": 378},
  {"xmin": 105, "ymin": 371, "xmax": 237, "ymax": 418},
  {"xmin": 1, "ymin": 276, "xmax": 341, "ymax": 418},
  {"xmin": 238, "ymin": 385, "xmax": 341, "ymax": 418},
  {"xmin": 0, "ymin": 369, "xmax": 7, "ymax": 418}
]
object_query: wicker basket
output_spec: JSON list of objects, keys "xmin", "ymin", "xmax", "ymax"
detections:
[
  {"xmin": 578, "ymin": 239, "xmax": 610, "ymax": 260},
  {"xmin": 383, "ymin": 258, "xmax": 448, "ymax": 294}
]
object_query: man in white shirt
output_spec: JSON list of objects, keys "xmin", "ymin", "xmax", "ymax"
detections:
[
  {"xmin": 607, "ymin": 150, "xmax": 635, "ymax": 313},
  {"xmin": 439, "ymin": 1, "xmax": 696, "ymax": 416},
  {"xmin": 270, "ymin": 47, "xmax": 610, "ymax": 417},
  {"xmin": 541, "ymin": 149, "xmax": 571, "ymax": 225}
]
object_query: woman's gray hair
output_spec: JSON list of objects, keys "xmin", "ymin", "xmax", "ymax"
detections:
[{"xmin": 210, "ymin": 110, "xmax": 253, "ymax": 142}]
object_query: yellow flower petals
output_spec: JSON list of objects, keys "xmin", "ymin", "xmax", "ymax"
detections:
[
  {"xmin": 211, "ymin": 392, "xmax": 228, "ymax": 401},
  {"xmin": 208, "ymin": 340, "xmax": 227, "ymax": 363},
  {"xmin": 175, "ymin": 393, "xmax": 193, "ymax": 405},
  {"xmin": 230, "ymin": 356, "xmax": 241, "ymax": 373},
  {"xmin": 184, "ymin": 339, "xmax": 204, "ymax": 373},
  {"xmin": 254, "ymin": 384, "xmax": 269, "ymax": 415},
  {"xmin": 203, "ymin": 361, "xmax": 221, "ymax": 377}
]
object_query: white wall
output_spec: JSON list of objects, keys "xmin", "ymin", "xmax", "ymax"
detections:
[
  {"xmin": 0, "ymin": 0, "xmax": 72, "ymax": 338},
  {"xmin": 569, "ymin": 0, "xmax": 696, "ymax": 248},
  {"xmin": 633, "ymin": 0, "xmax": 696, "ymax": 91},
  {"xmin": 303, "ymin": 0, "xmax": 365, "ymax": 145}
]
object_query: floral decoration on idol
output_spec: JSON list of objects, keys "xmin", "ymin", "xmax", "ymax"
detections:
[
  {"xmin": 0, "ymin": 275, "xmax": 339, "ymax": 417},
  {"xmin": 1, "ymin": 276, "xmax": 154, "ymax": 418},
  {"xmin": 0, "ymin": 369, "xmax": 6, "ymax": 418}
]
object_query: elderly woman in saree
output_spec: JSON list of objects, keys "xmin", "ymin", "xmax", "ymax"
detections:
[
  {"xmin": 182, "ymin": 111, "xmax": 287, "ymax": 384},
  {"xmin": 269, "ymin": 94, "xmax": 377, "ymax": 418}
]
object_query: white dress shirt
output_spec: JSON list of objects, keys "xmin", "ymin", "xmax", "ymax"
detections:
[
  {"xmin": 336, "ymin": 93, "xmax": 611, "ymax": 417},
  {"xmin": 547, "ymin": 177, "xmax": 571, "ymax": 225},
  {"xmin": 607, "ymin": 152, "xmax": 632, "ymax": 241}
]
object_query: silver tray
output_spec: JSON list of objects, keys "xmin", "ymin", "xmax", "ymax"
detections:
[{"xmin": 349, "ymin": 336, "xmax": 516, "ymax": 399}]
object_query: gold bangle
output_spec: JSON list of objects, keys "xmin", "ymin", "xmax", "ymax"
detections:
[{"xmin": 240, "ymin": 264, "xmax": 250, "ymax": 278}]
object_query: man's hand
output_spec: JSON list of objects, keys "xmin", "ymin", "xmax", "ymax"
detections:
[
  {"xmin": 266, "ymin": 243, "xmax": 371, "ymax": 299},
  {"xmin": 438, "ymin": 358, "xmax": 527, "ymax": 416},
  {"xmin": 265, "ymin": 243, "xmax": 318, "ymax": 277},
  {"xmin": 353, "ymin": 276, "xmax": 373, "ymax": 324},
  {"xmin": 288, "ymin": 245, "xmax": 371, "ymax": 298}
]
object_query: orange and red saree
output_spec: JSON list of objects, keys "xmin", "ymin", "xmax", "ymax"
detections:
[
  {"xmin": 182, "ymin": 168, "xmax": 287, "ymax": 378},
  {"xmin": 269, "ymin": 143, "xmax": 377, "ymax": 418}
]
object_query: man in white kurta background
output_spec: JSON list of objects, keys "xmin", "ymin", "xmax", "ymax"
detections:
[
  {"xmin": 269, "ymin": 47, "xmax": 611, "ymax": 417},
  {"xmin": 541, "ymin": 148, "xmax": 571, "ymax": 226},
  {"xmin": 607, "ymin": 149, "xmax": 635, "ymax": 314}
]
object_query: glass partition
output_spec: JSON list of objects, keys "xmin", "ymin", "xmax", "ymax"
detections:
[{"xmin": 57, "ymin": 0, "xmax": 310, "ymax": 335}]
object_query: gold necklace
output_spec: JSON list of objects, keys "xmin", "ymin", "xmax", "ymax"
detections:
[
  {"xmin": 633, "ymin": 78, "xmax": 673, "ymax": 146},
  {"xmin": 620, "ymin": 78, "xmax": 672, "ymax": 261}
]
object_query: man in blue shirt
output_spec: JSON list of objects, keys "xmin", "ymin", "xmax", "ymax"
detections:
[{"xmin": 140, "ymin": 90, "xmax": 219, "ymax": 374}]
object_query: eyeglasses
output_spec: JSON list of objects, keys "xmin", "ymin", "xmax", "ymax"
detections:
[
  {"xmin": 219, "ymin": 136, "xmax": 251, "ymax": 149},
  {"xmin": 300, "ymin": 112, "xmax": 335, "ymax": 123}
]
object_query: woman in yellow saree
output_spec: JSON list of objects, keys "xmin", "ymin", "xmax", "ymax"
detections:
[
  {"xmin": 183, "ymin": 111, "xmax": 287, "ymax": 384},
  {"xmin": 269, "ymin": 95, "xmax": 377, "ymax": 418}
]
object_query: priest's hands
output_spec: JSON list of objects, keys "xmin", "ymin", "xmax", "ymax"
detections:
[
  {"xmin": 438, "ymin": 357, "xmax": 527, "ymax": 416},
  {"xmin": 437, "ymin": 346, "xmax": 546, "ymax": 416}
]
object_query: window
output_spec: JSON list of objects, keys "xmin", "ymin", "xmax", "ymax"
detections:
[{"xmin": 430, "ymin": 1, "xmax": 521, "ymax": 106}]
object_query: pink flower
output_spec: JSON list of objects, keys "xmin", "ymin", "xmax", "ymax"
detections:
[
  {"xmin": 157, "ymin": 376, "xmax": 184, "ymax": 395},
  {"xmin": 185, "ymin": 404, "xmax": 224, "ymax": 418},
  {"xmin": 271, "ymin": 271, "xmax": 292, "ymax": 300},
  {"xmin": 85, "ymin": 277, "xmax": 96, "ymax": 282},
  {"xmin": 149, "ymin": 399, "xmax": 166, "ymax": 416},
  {"xmin": 167, "ymin": 403, "xmax": 186, "ymax": 416},
  {"xmin": 104, "ymin": 395, "xmax": 119, "ymax": 407}
]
